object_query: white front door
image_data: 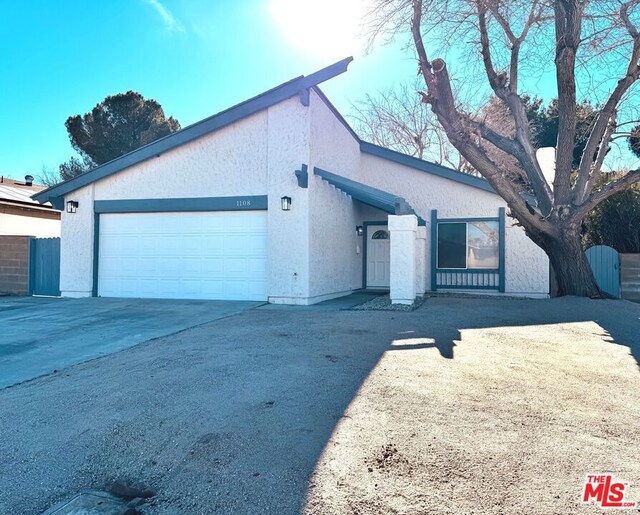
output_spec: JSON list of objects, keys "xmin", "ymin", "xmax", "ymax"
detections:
[{"xmin": 366, "ymin": 225, "xmax": 390, "ymax": 288}]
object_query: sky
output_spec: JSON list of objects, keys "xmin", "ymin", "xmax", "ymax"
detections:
[
  {"xmin": 0, "ymin": 0, "xmax": 419, "ymax": 179},
  {"xmin": 0, "ymin": 0, "xmax": 570, "ymax": 181}
]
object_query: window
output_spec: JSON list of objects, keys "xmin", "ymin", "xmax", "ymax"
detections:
[
  {"xmin": 437, "ymin": 223, "xmax": 466, "ymax": 268},
  {"xmin": 372, "ymin": 230, "xmax": 389, "ymax": 240},
  {"xmin": 437, "ymin": 221, "xmax": 499, "ymax": 269}
]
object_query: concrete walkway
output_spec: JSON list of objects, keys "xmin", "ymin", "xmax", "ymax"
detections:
[{"xmin": 0, "ymin": 296, "xmax": 260, "ymax": 389}]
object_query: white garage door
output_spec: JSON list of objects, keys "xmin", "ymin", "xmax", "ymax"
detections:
[{"xmin": 98, "ymin": 211, "xmax": 267, "ymax": 301}]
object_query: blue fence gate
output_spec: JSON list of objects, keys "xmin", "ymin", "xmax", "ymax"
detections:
[
  {"xmin": 29, "ymin": 237, "xmax": 61, "ymax": 296},
  {"xmin": 586, "ymin": 245, "xmax": 620, "ymax": 298}
]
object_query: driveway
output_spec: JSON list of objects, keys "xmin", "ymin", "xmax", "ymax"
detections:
[
  {"xmin": 0, "ymin": 295, "xmax": 639, "ymax": 514},
  {"xmin": 0, "ymin": 296, "xmax": 261, "ymax": 389}
]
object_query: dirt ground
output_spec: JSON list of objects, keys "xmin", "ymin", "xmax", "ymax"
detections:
[
  {"xmin": 1, "ymin": 295, "xmax": 639, "ymax": 514},
  {"xmin": 304, "ymin": 297, "xmax": 640, "ymax": 515}
]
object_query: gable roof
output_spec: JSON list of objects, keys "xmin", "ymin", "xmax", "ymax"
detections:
[
  {"xmin": 309, "ymin": 86, "xmax": 496, "ymax": 195},
  {"xmin": 33, "ymin": 57, "xmax": 354, "ymax": 209},
  {"xmin": 359, "ymin": 142, "xmax": 496, "ymax": 194},
  {"xmin": 33, "ymin": 56, "xmax": 497, "ymax": 208}
]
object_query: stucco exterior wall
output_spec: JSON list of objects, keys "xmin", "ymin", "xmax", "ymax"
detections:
[
  {"xmin": 265, "ymin": 98, "xmax": 312, "ymax": 304},
  {"xmin": 0, "ymin": 211, "xmax": 60, "ymax": 237},
  {"xmin": 59, "ymin": 98, "xmax": 317, "ymax": 302},
  {"xmin": 60, "ymin": 185, "xmax": 95, "ymax": 297},
  {"xmin": 93, "ymin": 112, "xmax": 269, "ymax": 200},
  {"xmin": 306, "ymin": 90, "xmax": 363, "ymax": 300},
  {"xmin": 56, "ymin": 85, "xmax": 548, "ymax": 302},
  {"xmin": 360, "ymin": 153, "xmax": 549, "ymax": 295}
]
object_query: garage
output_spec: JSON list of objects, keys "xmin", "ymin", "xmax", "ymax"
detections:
[{"xmin": 97, "ymin": 211, "xmax": 268, "ymax": 301}]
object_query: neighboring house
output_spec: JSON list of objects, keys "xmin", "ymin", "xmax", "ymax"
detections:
[
  {"xmin": 33, "ymin": 58, "xmax": 548, "ymax": 305},
  {"xmin": 0, "ymin": 176, "xmax": 61, "ymax": 237}
]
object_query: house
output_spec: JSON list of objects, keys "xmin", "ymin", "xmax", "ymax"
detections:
[
  {"xmin": 0, "ymin": 176, "xmax": 61, "ymax": 295},
  {"xmin": 0, "ymin": 176, "xmax": 61, "ymax": 237},
  {"xmin": 33, "ymin": 58, "xmax": 548, "ymax": 305}
]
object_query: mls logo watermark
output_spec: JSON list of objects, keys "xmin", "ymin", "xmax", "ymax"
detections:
[{"xmin": 582, "ymin": 474, "xmax": 637, "ymax": 509}]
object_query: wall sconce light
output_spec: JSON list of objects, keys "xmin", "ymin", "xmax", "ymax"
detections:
[
  {"xmin": 66, "ymin": 200, "xmax": 79, "ymax": 213},
  {"xmin": 280, "ymin": 196, "xmax": 292, "ymax": 211},
  {"xmin": 356, "ymin": 225, "xmax": 364, "ymax": 236}
]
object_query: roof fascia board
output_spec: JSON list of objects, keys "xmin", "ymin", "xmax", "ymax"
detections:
[
  {"xmin": 0, "ymin": 200, "xmax": 59, "ymax": 213},
  {"xmin": 33, "ymin": 57, "xmax": 354, "ymax": 205},
  {"xmin": 360, "ymin": 141, "xmax": 496, "ymax": 194},
  {"xmin": 314, "ymin": 167, "xmax": 401, "ymax": 215}
]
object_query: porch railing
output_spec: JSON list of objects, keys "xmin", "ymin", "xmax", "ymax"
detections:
[{"xmin": 430, "ymin": 209, "xmax": 506, "ymax": 293}]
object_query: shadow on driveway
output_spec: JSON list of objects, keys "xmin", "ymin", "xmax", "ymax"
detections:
[{"xmin": 0, "ymin": 295, "xmax": 638, "ymax": 514}]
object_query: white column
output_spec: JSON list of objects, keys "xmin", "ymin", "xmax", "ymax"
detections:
[
  {"xmin": 389, "ymin": 214, "xmax": 418, "ymax": 305},
  {"xmin": 415, "ymin": 225, "xmax": 428, "ymax": 295}
]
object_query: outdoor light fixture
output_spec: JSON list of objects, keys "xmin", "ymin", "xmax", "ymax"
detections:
[
  {"xmin": 280, "ymin": 196, "xmax": 292, "ymax": 211},
  {"xmin": 356, "ymin": 225, "xmax": 364, "ymax": 236},
  {"xmin": 66, "ymin": 200, "xmax": 79, "ymax": 214}
]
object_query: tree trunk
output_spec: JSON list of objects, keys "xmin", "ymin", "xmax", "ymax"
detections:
[{"xmin": 541, "ymin": 228, "xmax": 601, "ymax": 297}]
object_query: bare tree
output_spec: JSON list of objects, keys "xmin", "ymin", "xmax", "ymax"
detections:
[
  {"xmin": 350, "ymin": 81, "xmax": 464, "ymax": 169},
  {"xmin": 35, "ymin": 166, "xmax": 61, "ymax": 187},
  {"xmin": 368, "ymin": 0, "xmax": 640, "ymax": 297}
]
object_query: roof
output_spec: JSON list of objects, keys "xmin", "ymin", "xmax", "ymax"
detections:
[
  {"xmin": 33, "ymin": 57, "xmax": 354, "ymax": 209},
  {"xmin": 309, "ymin": 86, "xmax": 496, "ymax": 195},
  {"xmin": 359, "ymin": 142, "xmax": 496, "ymax": 194},
  {"xmin": 33, "ymin": 56, "xmax": 497, "ymax": 208},
  {"xmin": 313, "ymin": 86, "xmax": 496, "ymax": 193},
  {"xmin": 0, "ymin": 177, "xmax": 58, "ymax": 211},
  {"xmin": 314, "ymin": 167, "xmax": 426, "ymax": 225}
]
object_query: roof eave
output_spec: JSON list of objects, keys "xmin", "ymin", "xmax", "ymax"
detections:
[
  {"xmin": 32, "ymin": 57, "xmax": 354, "ymax": 206},
  {"xmin": 360, "ymin": 141, "xmax": 497, "ymax": 195}
]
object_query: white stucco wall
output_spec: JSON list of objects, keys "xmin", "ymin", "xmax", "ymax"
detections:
[
  {"xmin": 265, "ymin": 99, "xmax": 312, "ymax": 304},
  {"xmin": 60, "ymin": 185, "xmax": 95, "ymax": 296},
  {"xmin": 93, "ymin": 112, "xmax": 269, "ymax": 200},
  {"xmin": 0, "ymin": 211, "xmax": 60, "ymax": 237},
  {"xmin": 306, "ymin": 90, "xmax": 364, "ymax": 301},
  {"xmin": 60, "ymin": 99, "xmax": 314, "ymax": 302},
  {"xmin": 57, "ymin": 83, "xmax": 548, "ymax": 302},
  {"xmin": 360, "ymin": 153, "xmax": 549, "ymax": 295}
]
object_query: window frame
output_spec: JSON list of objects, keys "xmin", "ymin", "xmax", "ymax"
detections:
[
  {"xmin": 436, "ymin": 219, "xmax": 500, "ymax": 271},
  {"xmin": 371, "ymin": 229, "xmax": 389, "ymax": 240}
]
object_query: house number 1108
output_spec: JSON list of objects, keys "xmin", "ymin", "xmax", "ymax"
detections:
[{"xmin": 236, "ymin": 200, "xmax": 251, "ymax": 207}]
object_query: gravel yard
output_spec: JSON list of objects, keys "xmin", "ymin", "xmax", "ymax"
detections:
[{"xmin": 1, "ymin": 295, "xmax": 639, "ymax": 514}]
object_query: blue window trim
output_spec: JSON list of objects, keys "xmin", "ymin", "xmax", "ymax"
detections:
[
  {"xmin": 362, "ymin": 221, "xmax": 389, "ymax": 290},
  {"xmin": 498, "ymin": 207, "xmax": 506, "ymax": 292},
  {"xmin": 430, "ymin": 210, "xmax": 438, "ymax": 291},
  {"xmin": 431, "ymin": 208, "xmax": 506, "ymax": 292}
]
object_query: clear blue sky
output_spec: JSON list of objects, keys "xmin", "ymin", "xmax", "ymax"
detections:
[{"xmin": 0, "ymin": 0, "xmax": 561, "ymax": 180}]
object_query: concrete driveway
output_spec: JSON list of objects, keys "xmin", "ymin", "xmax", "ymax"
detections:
[{"xmin": 0, "ymin": 296, "xmax": 261, "ymax": 389}]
